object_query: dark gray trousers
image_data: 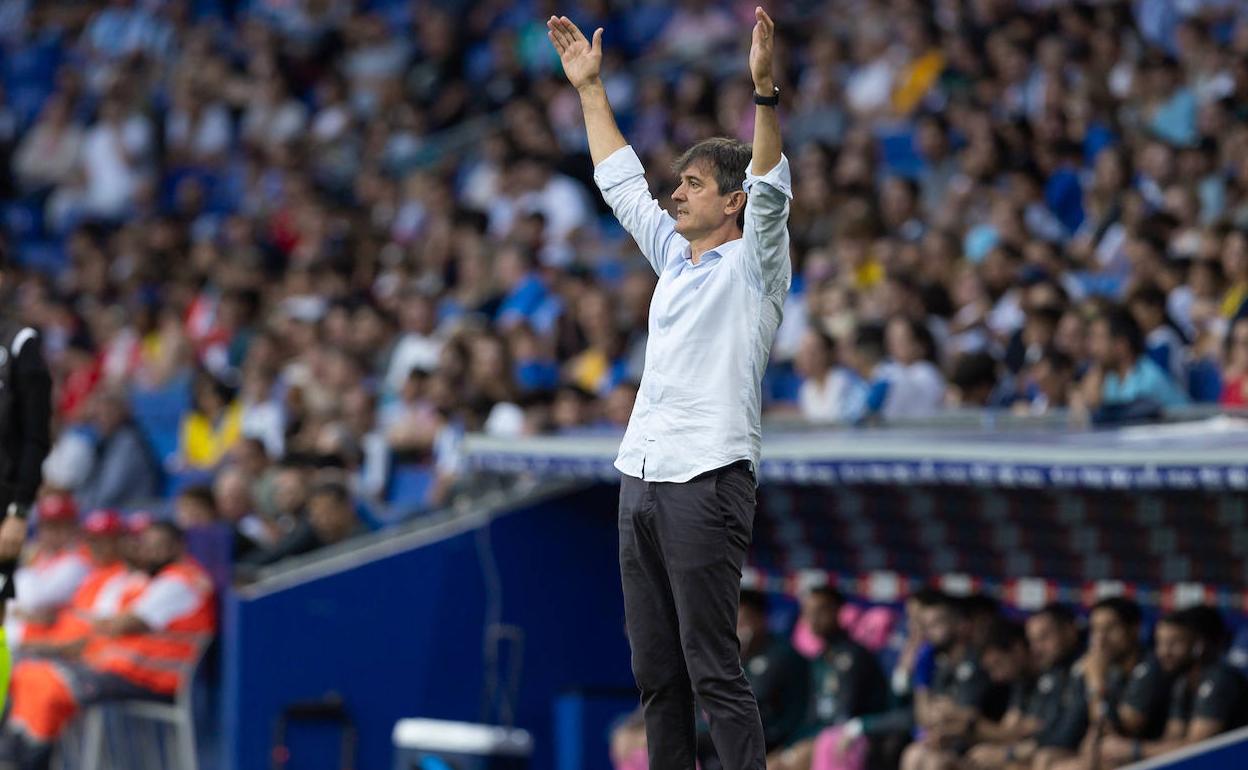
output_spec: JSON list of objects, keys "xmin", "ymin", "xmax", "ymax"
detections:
[{"xmin": 618, "ymin": 460, "xmax": 765, "ymax": 770}]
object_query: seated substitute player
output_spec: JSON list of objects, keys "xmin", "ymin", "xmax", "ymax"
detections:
[
  {"xmin": 1039, "ymin": 597, "xmax": 1172, "ymax": 770},
  {"xmin": 900, "ymin": 594, "xmax": 1007, "ymax": 770},
  {"xmin": 697, "ymin": 589, "xmax": 810, "ymax": 769},
  {"xmin": 963, "ymin": 604, "xmax": 1080, "ymax": 770},
  {"xmin": 1090, "ymin": 606, "xmax": 1248, "ymax": 767},
  {"xmin": 767, "ymin": 586, "xmax": 887, "ymax": 770}
]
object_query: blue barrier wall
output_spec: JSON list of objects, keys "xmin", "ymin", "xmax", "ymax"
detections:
[{"xmin": 222, "ymin": 484, "xmax": 635, "ymax": 770}]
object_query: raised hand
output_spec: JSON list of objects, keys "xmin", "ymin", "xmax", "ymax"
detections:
[
  {"xmin": 547, "ymin": 15, "xmax": 603, "ymax": 91},
  {"xmin": 749, "ymin": 6, "xmax": 775, "ymax": 92}
]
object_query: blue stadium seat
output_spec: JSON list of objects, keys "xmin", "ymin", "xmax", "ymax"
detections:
[
  {"xmin": 3, "ymin": 199, "xmax": 43, "ymax": 240},
  {"xmin": 16, "ymin": 239, "xmax": 67, "ymax": 274},
  {"xmin": 385, "ymin": 463, "xmax": 435, "ymax": 510},
  {"xmin": 1229, "ymin": 627, "xmax": 1248, "ymax": 676},
  {"xmin": 1187, "ymin": 358, "xmax": 1223, "ymax": 403},
  {"xmin": 130, "ymin": 373, "xmax": 193, "ymax": 466},
  {"xmin": 878, "ymin": 129, "xmax": 923, "ymax": 179}
]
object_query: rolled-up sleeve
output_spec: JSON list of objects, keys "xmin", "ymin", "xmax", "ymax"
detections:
[
  {"xmin": 743, "ymin": 155, "xmax": 793, "ymax": 296},
  {"xmin": 593, "ymin": 145, "xmax": 684, "ymax": 275}
]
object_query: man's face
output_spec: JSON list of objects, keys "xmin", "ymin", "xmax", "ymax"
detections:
[
  {"xmin": 273, "ymin": 469, "xmax": 307, "ymax": 516},
  {"xmin": 801, "ymin": 592, "xmax": 841, "ymax": 641},
  {"xmin": 38, "ymin": 521, "xmax": 76, "ymax": 551},
  {"xmin": 1089, "ymin": 608, "xmax": 1135, "ymax": 662},
  {"xmin": 87, "ymin": 535, "xmax": 121, "ymax": 565},
  {"xmin": 671, "ymin": 160, "xmax": 741, "ymax": 240},
  {"xmin": 981, "ymin": 644, "xmax": 1026, "ymax": 684},
  {"xmin": 1155, "ymin": 622, "xmax": 1197, "ymax": 675},
  {"xmin": 308, "ymin": 493, "xmax": 355, "ymax": 545},
  {"xmin": 1088, "ymin": 319, "xmax": 1116, "ymax": 366},
  {"xmin": 139, "ymin": 529, "xmax": 179, "ymax": 574},
  {"xmin": 737, "ymin": 605, "xmax": 765, "ymax": 651},
  {"xmin": 922, "ymin": 605, "xmax": 956, "ymax": 652},
  {"xmin": 1026, "ymin": 614, "xmax": 1070, "ymax": 671}
]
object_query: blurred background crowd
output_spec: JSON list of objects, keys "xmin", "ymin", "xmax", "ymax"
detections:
[{"xmin": 4, "ymin": 0, "xmax": 1248, "ymax": 563}]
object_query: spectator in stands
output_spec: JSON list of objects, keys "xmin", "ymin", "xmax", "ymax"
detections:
[
  {"xmin": 3, "ymin": 521, "xmax": 215, "ymax": 770},
  {"xmin": 6, "ymin": 494, "xmax": 89, "ymax": 652},
  {"xmin": 768, "ymin": 586, "xmax": 887, "ymax": 770},
  {"xmin": 178, "ymin": 370, "xmax": 242, "ymax": 471},
  {"xmin": 74, "ymin": 389, "xmax": 160, "ymax": 512},
  {"xmin": 173, "ymin": 484, "xmax": 217, "ymax": 530},
  {"xmin": 1092, "ymin": 606, "xmax": 1248, "ymax": 767},
  {"xmin": 1038, "ymin": 597, "xmax": 1172, "ymax": 770},
  {"xmin": 213, "ymin": 465, "xmax": 272, "ymax": 559},
  {"xmin": 1016, "ymin": 349, "xmax": 1076, "ymax": 415},
  {"xmin": 12, "ymin": 94, "xmax": 83, "ymax": 195},
  {"xmin": 1219, "ymin": 316, "xmax": 1248, "ymax": 407},
  {"xmin": 839, "ymin": 324, "xmax": 887, "ymax": 425},
  {"xmin": 947, "ymin": 352, "xmax": 1000, "ymax": 409},
  {"xmin": 239, "ymin": 479, "xmax": 361, "ymax": 570},
  {"xmin": 879, "ymin": 317, "xmax": 946, "ymax": 421},
  {"xmin": 384, "ymin": 291, "xmax": 443, "ymax": 397},
  {"xmin": 1078, "ymin": 307, "xmax": 1189, "ymax": 415},
  {"xmin": 1126, "ymin": 283, "xmax": 1188, "ymax": 384},
  {"xmin": 793, "ymin": 329, "xmax": 855, "ymax": 423}
]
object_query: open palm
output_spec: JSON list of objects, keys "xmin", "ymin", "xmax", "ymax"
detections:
[{"xmin": 547, "ymin": 15, "xmax": 602, "ymax": 90}]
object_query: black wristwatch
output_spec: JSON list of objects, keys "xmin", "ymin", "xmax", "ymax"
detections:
[
  {"xmin": 6, "ymin": 503, "xmax": 28, "ymax": 520},
  {"xmin": 754, "ymin": 85, "xmax": 780, "ymax": 106}
]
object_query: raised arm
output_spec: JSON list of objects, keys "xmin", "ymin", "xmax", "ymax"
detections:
[
  {"xmin": 549, "ymin": 15, "xmax": 682, "ymax": 275},
  {"xmin": 749, "ymin": 7, "xmax": 781, "ymax": 176},
  {"xmin": 742, "ymin": 7, "xmax": 792, "ymax": 295},
  {"xmin": 547, "ymin": 16, "xmax": 625, "ymax": 166}
]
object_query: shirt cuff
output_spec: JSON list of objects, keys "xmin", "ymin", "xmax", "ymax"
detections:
[
  {"xmin": 744, "ymin": 154, "xmax": 792, "ymax": 199},
  {"xmin": 593, "ymin": 145, "xmax": 646, "ymax": 191}
]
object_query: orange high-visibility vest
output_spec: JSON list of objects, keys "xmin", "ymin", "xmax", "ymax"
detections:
[
  {"xmin": 23, "ymin": 563, "xmax": 141, "ymax": 646},
  {"xmin": 12, "ymin": 545, "xmax": 93, "ymax": 642},
  {"xmin": 85, "ymin": 559, "xmax": 216, "ymax": 695}
]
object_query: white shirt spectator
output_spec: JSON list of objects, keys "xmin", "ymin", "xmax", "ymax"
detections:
[
  {"xmin": 799, "ymin": 368, "xmax": 859, "ymax": 423},
  {"xmin": 81, "ymin": 112, "xmax": 151, "ymax": 219},
  {"xmin": 166, "ymin": 101, "xmax": 232, "ymax": 163},
  {"xmin": 13, "ymin": 117, "xmax": 83, "ymax": 191},
  {"xmin": 385, "ymin": 333, "xmax": 444, "ymax": 394},
  {"xmin": 878, "ymin": 360, "xmax": 946, "ymax": 420}
]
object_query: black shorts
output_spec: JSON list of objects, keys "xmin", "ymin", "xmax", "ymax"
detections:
[{"xmin": 0, "ymin": 558, "xmax": 15, "ymax": 601}]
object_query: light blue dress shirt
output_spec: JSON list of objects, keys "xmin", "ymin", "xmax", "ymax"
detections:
[{"xmin": 593, "ymin": 145, "xmax": 793, "ymax": 483}]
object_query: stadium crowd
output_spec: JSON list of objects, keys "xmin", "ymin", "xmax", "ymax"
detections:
[
  {"xmin": 610, "ymin": 587, "xmax": 1248, "ymax": 770},
  {"xmin": 1, "ymin": 0, "xmax": 1248, "ymax": 551},
  {"xmin": 0, "ymin": 0, "xmax": 1247, "ymax": 766}
]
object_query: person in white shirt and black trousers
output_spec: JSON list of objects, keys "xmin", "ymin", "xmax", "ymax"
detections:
[{"xmin": 549, "ymin": 8, "xmax": 791, "ymax": 769}]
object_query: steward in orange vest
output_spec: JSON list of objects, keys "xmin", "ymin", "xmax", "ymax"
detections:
[
  {"xmin": 18, "ymin": 510, "xmax": 147, "ymax": 656},
  {"xmin": 2, "ymin": 521, "xmax": 215, "ymax": 770}
]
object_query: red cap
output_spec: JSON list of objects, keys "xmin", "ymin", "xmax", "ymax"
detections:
[
  {"xmin": 83, "ymin": 509, "xmax": 125, "ymax": 537},
  {"xmin": 37, "ymin": 494, "xmax": 78, "ymax": 524},
  {"xmin": 125, "ymin": 511, "xmax": 154, "ymax": 535}
]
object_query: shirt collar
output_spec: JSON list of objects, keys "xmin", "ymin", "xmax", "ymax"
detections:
[{"xmin": 684, "ymin": 237, "xmax": 743, "ymax": 266}]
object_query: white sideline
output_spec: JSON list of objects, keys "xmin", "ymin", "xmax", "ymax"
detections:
[{"xmin": 1120, "ymin": 725, "xmax": 1248, "ymax": 769}]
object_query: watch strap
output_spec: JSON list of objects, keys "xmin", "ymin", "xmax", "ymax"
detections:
[{"xmin": 754, "ymin": 85, "xmax": 780, "ymax": 106}]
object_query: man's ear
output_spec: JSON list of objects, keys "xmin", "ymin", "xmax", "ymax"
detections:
[{"xmin": 725, "ymin": 190, "xmax": 747, "ymax": 218}]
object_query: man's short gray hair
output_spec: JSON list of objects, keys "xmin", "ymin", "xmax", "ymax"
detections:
[{"xmin": 671, "ymin": 137, "xmax": 751, "ymax": 196}]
